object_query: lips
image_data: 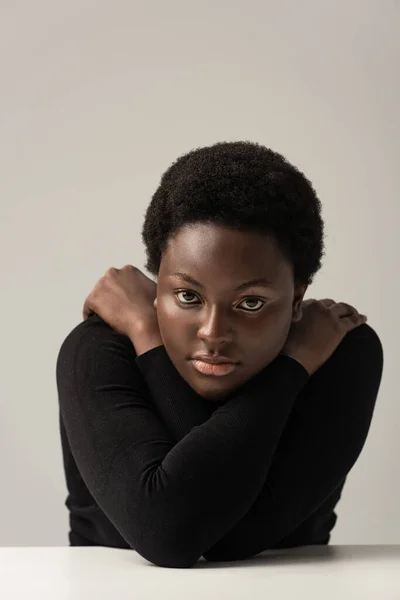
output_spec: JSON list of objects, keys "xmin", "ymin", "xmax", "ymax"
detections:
[
  {"xmin": 191, "ymin": 355, "xmax": 238, "ymax": 364},
  {"xmin": 191, "ymin": 359, "xmax": 238, "ymax": 377}
]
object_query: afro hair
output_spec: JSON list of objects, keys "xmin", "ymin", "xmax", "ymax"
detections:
[{"xmin": 141, "ymin": 140, "xmax": 325, "ymax": 287}]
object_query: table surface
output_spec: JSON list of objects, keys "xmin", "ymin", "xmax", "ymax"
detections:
[{"xmin": 1, "ymin": 545, "xmax": 399, "ymax": 599}]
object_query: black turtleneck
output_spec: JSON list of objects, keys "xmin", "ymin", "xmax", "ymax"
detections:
[{"xmin": 56, "ymin": 314, "xmax": 383, "ymax": 567}]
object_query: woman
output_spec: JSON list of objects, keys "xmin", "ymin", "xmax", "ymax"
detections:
[{"xmin": 56, "ymin": 140, "xmax": 384, "ymax": 568}]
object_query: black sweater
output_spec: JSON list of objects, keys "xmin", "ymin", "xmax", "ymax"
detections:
[{"xmin": 56, "ymin": 314, "xmax": 382, "ymax": 567}]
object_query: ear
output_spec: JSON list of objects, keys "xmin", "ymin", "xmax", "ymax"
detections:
[
  {"xmin": 291, "ymin": 284, "xmax": 307, "ymax": 323},
  {"xmin": 153, "ymin": 298, "xmax": 158, "ymax": 309}
]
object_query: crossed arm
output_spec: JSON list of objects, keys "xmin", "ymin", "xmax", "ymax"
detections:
[{"xmin": 57, "ymin": 318, "xmax": 383, "ymax": 567}]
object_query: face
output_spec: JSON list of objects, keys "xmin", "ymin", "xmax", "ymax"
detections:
[{"xmin": 153, "ymin": 223, "xmax": 307, "ymax": 402}]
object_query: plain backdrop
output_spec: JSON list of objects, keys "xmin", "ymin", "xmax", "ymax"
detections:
[{"xmin": 0, "ymin": 0, "xmax": 399, "ymax": 547}]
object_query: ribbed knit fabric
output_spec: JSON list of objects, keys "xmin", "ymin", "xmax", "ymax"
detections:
[{"xmin": 56, "ymin": 314, "xmax": 383, "ymax": 567}]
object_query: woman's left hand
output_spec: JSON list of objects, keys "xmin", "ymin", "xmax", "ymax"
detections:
[{"xmin": 82, "ymin": 265, "xmax": 159, "ymax": 337}]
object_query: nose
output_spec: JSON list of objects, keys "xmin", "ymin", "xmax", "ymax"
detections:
[{"xmin": 197, "ymin": 306, "xmax": 233, "ymax": 346}]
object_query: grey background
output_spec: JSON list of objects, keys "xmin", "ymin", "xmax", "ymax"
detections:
[{"xmin": 0, "ymin": 0, "xmax": 398, "ymax": 546}]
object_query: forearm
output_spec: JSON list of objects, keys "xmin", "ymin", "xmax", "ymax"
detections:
[
  {"xmin": 130, "ymin": 326, "xmax": 215, "ymax": 442},
  {"xmin": 130, "ymin": 323, "xmax": 320, "ymax": 560},
  {"xmin": 203, "ymin": 324, "xmax": 384, "ymax": 560},
  {"xmin": 132, "ymin": 353, "xmax": 309, "ymax": 564},
  {"xmin": 58, "ymin": 326, "xmax": 310, "ymax": 567}
]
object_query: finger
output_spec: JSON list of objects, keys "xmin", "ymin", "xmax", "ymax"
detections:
[
  {"xmin": 319, "ymin": 298, "xmax": 336, "ymax": 306},
  {"xmin": 330, "ymin": 302, "xmax": 358, "ymax": 318},
  {"xmin": 320, "ymin": 299, "xmax": 358, "ymax": 315},
  {"xmin": 301, "ymin": 298, "xmax": 317, "ymax": 306},
  {"xmin": 340, "ymin": 312, "xmax": 367, "ymax": 330},
  {"xmin": 83, "ymin": 309, "xmax": 95, "ymax": 320},
  {"xmin": 82, "ymin": 298, "xmax": 91, "ymax": 320},
  {"xmin": 342, "ymin": 302, "xmax": 357, "ymax": 314}
]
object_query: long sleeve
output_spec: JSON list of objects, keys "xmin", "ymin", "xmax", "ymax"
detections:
[
  {"xmin": 135, "ymin": 321, "xmax": 384, "ymax": 562},
  {"xmin": 134, "ymin": 344, "xmax": 216, "ymax": 443},
  {"xmin": 202, "ymin": 322, "xmax": 384, "ymax": 560},
  {"xmin": 56, "ymin": 316, "xmax": 309, "ymax": 568}
]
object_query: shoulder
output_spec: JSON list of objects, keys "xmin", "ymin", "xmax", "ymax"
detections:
[
  {"xmin": 344, "ymin": 322, "xmax": 384, "ymax": 364},
  {"xmin": 346, "ymin": 322, "xmax": 382, "ymax": 347},
  {"xmin": 56, "ymin": 313, "xmax": 137, "ymax": 370}
]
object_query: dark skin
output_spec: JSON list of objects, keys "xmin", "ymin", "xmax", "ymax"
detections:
[{"xmin": 153, "ymin": 223, "xmax": 308, "ymax": 401}]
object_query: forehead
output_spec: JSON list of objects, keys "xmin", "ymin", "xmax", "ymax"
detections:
[{"xmin": 160, "ymin": 223, "xmax": 292, "ymax": 285}]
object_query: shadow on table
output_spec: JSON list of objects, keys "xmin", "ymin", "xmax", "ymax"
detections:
[{"xmin": 192, "ymin": 545, "xmax": 400, "ymax": 569}]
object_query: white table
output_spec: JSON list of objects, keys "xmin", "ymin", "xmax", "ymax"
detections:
[{"xmin": 1, "ymin": 545, "xmax": 399, "ymax": 599}]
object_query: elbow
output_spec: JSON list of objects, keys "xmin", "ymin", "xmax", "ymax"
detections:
[
  {"xmin": 124, "ymin": 501, "xmax": 206, "ymax": 567},
  {"xmin": 150, "ymin": 554, "xmax": 200, "ymax": 569},
  {"xmin": 132, "ymin": 528, "xmax": 203, "ymax": 569},
  {"xmin": 136, "ymin": 542, "xmax": 201, "ymax": 569}
]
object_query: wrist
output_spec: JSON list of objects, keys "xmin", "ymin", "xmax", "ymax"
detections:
[
  {"xmin": 280, "ymin": 350, "xmax": 314, "ymax": 376},
  {"xmin": 129, "ymin": 321, "xmax": 163, "ymax": 356}
]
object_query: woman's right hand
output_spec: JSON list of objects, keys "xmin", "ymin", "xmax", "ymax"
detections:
[
  {"xmin": 280, "ymin": 298, "xmax": 368, "ymax": 376},
  {"xmin": 82, "ymin": 265, "xmax": 159, "ymax": 338}
]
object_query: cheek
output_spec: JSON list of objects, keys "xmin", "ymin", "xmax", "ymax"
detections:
[
  {"xmin": 157, "ymin": 295, "xmax": 202, "ymax": 335},
  {"xmin": 267, "ymin": 316, "xmax": 293, "ymax": 360},
  {"xmin": 248, "ymin": 310, "xmax": 292, "ymax": 360},
  {"xmin": 248, "ymin": 303, "xmax": 291, "ymax": 338},
  {"xmin": 155, "ymin": 300, "xmax": 187, "ymax": 347}
]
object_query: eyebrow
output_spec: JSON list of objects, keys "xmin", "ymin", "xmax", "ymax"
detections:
[{"xmin": 169, "ymin": 271, "xmax": 274, "ymax": 291}]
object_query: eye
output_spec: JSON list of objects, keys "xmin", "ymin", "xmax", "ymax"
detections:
[{"xmin": 174, "ymin": 290, "xmax": 265, "ymax": 312}]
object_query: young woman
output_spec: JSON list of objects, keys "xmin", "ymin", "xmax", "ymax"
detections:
[{"xmin": 56, "ymin": 140, "xmax": 384, "ymax": 568}]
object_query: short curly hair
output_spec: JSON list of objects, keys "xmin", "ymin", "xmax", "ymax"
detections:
[{"xmin": 141, "ymin": 140, "xmax": 325, "ymax": 287}]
